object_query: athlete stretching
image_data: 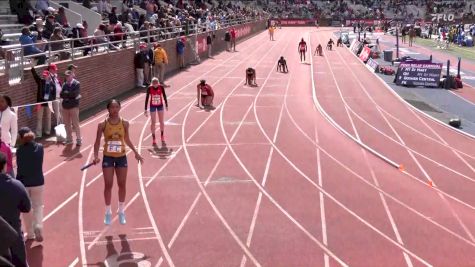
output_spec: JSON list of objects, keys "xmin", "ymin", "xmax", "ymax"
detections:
[
  {"xmin": 93, "ymin": 99, "xmax": 144, "ymax": 225},
  {"xmin": 298, "ymin": 38, "xmax": 307, "ymax": 62},
  {"xmin": 144, "ymin": 77, "xmax": 168, "ymax": 145}
]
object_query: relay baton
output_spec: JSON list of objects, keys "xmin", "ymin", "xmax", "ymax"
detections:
[{"xmin": 80, "ymin": 162, "xmax": 95, "ymax": 171}]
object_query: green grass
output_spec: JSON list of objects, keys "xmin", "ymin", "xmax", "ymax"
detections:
[{"xmin": 414, "ymin": 37, "xmax": 475, "ymax": 62}]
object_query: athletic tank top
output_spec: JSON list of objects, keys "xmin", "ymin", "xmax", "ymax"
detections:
[
  {"xmin": 299, "ymin": 42, "xmax": 306, "ymax": 51},
  {"xmin": 199, "ymin": 84, "xmax": 211, "ymax": 96},
  {"xmin": 149, "ymin": 86, "xmax": 164, "ymax": 107},
  {"xmin": 103, "ymin": 118, "xmax": 126, "ymax": 157}
]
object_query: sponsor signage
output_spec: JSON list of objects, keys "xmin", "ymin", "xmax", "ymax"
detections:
[
  {"xmin": 431, "ymin": 13, "xmax": 455, "ymax": 22},
  {"xmin": 366, "ymin": 58, "xmax": 379, "ymax": 72},
  {"xmin": 349, "ymin": 39, "xmax": 361, "ymax": 54},
  {"xmin": 396, "ymin": 62, "xmax": 443, "ymax": 87},
  {"xmin": 359, "ymin": 46, "xmax": 371, "ymax": 62}
]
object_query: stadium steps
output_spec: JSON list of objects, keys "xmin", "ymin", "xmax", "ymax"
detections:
[
  {"xmin": 1, "ymin": 24, "xmax": 25, "ymax": 34},
  {"xmin": 0, "ymin": 1, "xmax": 22, "ymax": 35}
]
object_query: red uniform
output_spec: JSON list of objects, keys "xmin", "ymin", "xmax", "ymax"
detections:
[
  {"xmin": 145, "ymin": 85, "xmax": 168, "ymax": 110},
  {"xmin": 199, "ymin": 84, "xmax": 212, "ymax": 96}
]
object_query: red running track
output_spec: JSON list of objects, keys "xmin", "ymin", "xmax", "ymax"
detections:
[{"xmin": 28, "ymin": 27, "xmax": 475, "ymax": 267}]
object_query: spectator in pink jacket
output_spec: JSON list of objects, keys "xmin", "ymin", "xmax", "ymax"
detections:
[{"xmin": 0, "ymin": 126, "xmax": 13, "ymax": 177}]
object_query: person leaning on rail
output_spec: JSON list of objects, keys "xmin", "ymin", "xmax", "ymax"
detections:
[
  {"xmin": 19, "ymin": 27, "xmax": 46, "ymax": 66},
  {"xmin": 31, "ymin": 67, "xmax": 56, "ymax": 139}
]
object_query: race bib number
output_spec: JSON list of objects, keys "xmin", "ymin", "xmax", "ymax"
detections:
[
  {"xmin": 44, "ymin": 93, "xmax": 50, "ymax": 100},
  {"xmin": 107, "ymin": 141, "xmax": 122, "ymax": 153},
  {"xmin": 151, "ymin": 95, "xmax": 161, "ymax": 106}
]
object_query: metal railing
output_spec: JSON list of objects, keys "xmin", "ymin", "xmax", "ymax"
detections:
[{"xmin": 3, "ymin": 17, "xmax": 263, "ymax": 84}]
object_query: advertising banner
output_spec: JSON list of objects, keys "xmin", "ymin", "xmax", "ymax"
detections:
[
  {"xmin": 366, "ymin": 58, "xmax": 379, "ymax": 72},
  {"xmin": 349, "ymin": 39, "xmax": 361, "ymax": 54},
  {"xmin": 359, "ymin": 46, "xmax": 371, "ymax": 62},
  {"xmin": 395, "ymin": 62, "xmax": 443, "ymax": 87}
]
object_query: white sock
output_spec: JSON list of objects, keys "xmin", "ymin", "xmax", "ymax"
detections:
[
  {"xmin": 105, "ymin": 205, "xmax": 112, "ymax": 214},
  {"xmin": 118, "ymin": 202, "xmax": 125, "ymax": 213}
]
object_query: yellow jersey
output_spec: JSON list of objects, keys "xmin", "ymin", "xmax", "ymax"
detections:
[{"xmin": 103, "ymin": 118, "xmax": 126, "ymax": 157}]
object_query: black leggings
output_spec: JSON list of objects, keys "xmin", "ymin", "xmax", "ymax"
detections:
[{"xmin": 300, "ymin": 51, "xmax": 306, "ymax": 61}]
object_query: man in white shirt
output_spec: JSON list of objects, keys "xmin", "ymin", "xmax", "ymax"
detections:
[
  {"xmin": 48, "ymin": 64, "xmax": 62, "ymax": 126},
  {"xmin": 0, "ymin": 95, "xmax": 17, "ymax": 147}
]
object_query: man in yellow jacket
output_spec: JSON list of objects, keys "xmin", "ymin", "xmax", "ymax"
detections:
[{"xmin": 153, "ymin": 43, "xmax": 168, "ymax": 86}]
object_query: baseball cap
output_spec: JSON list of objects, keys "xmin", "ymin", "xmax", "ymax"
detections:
[
  {"xmin": 76, "ymin": 23, "xmax": 84, "ymax": 29},
  {"xmin": 48, "ymin": 63, "xmax": 57, "ymax": 71}
]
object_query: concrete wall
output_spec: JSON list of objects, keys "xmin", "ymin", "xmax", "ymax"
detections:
[{"xmin": 0, "ymin": 20, "xmax": 267, "ymax": 130}]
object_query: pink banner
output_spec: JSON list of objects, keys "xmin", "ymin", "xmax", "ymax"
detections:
[
  {"xmin": 359, "ymin": 46, "xmax": 371, "ymax": 62},
  {"xmin": 196, "ymin": 35, "xmax": 207, "ymax": 54}
]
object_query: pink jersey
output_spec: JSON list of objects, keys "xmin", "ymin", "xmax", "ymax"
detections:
[{"xmin": 0, "ymin": 141, "xmax": 13, "ymax": 174}]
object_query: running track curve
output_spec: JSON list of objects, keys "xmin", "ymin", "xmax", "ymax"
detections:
[{"xmin": 28, "ymin": 27, "xmax": 475, "ymax": 267}]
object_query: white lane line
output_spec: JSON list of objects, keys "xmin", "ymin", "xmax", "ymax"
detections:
[
  {"xmin": 78, "ymin": 149, "xmax": 94, "ymax": 266},
  {"xmin": 314, "ymin": 117, "xmax": 329, "ymax": 267},
  {"xmin": 235, "ymin": 33, "xmax": 349, "ymax": 266},
  {"xmin": 46, "ymin": 117, "xmax": 181, "ymax": 233},
  {"xmin": 240, "ymin": 75, "xmax": 290, "ymax": 267},
  {"xmin": 85, "ymin": 236, "xmax": 160, "ymax": 245},
  {"xmin": 378, "ymin": 106, "xmax": 475, "ymax": 166},
  {"xmin": 86, "ymin": 192, "xmax": 141, "ymax": 250},
  {"xmin": 167, "ymin": 33, "xmax": 291, "ymax": 267},
  {"xmin": 314, "ymin": 32, "xmax": 414, "ymax": 266},
  {"xmin": 287, "ymin": 73, "xmax": 475, "ymax": 249},
  {"xmin": 43, "ymin": 192, "xmax": 78, "ymax": 222},
  {"xmin": 44, "ymin": 145, "xmax": 93, "ymax": 176},
  {"xmin": 144, "ymin": 146, "xmax": 184, "ymax": 187},
  {"xmin": 45, "ymin": 32, "xmax": 269, "ymax": 179},
  {"xmin": 85, "ymin": 173, "xmax": 103, "ymax": 188},
  {"xmin": 164, "ymin": 100, "xmax": 257, "ymax": 259},
  {"xmin": 181, "ymin": 79, "xmax": 262, "ymax": 267},
  {"xmin": 330, "ymin": 33, "xmax": 475, "ymax": 243},
  {"xmin": 68, "ymin": 257, "xmax": 79, "ymax": 267},
  {"xmin": 82, "ymin": 30, "xmax": 278, "ymax": 266},
  {"xmin": 137, "ymin": 116, "xmax": 175, "ymax": 267}
]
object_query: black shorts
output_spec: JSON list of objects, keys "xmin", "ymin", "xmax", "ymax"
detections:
[{"xmin": 102, "ymin": 155, "xmax": 128, "ymax": 168}]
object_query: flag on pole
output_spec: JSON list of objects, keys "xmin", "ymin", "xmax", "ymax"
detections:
[{"xmin": 25, "ymin": 106, "xmax": 32, "ymax": 118}]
